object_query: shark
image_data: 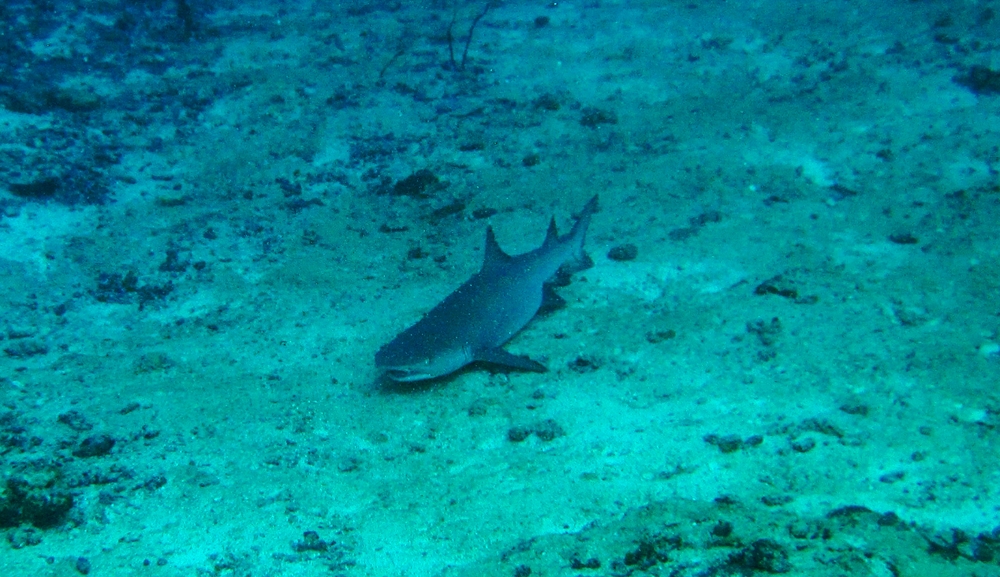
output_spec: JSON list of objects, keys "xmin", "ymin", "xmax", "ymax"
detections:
[{"xmin": 375, "ymin": 196, "xmax": 598, "ymax": 382}]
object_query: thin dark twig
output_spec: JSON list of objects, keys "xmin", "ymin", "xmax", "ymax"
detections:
[
  {"xmin": 379, "ymin": 31, "xmax": 415, "ymax": 84},
  {"xmin": 447, "ymin": 1, "xmax": 458, "ymax": 68},
  {"xmin": 379, "ymin": 48, "xmax": 406, "ymax": 82},
  {"xmin": 460, "ymin": 1, "xmax": 494, "ymax": 70}
]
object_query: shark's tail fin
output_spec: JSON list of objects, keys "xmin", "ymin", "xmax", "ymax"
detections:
[{"xmin": 561, "ymin": 195, "xmax": 598, "ymax": 274}]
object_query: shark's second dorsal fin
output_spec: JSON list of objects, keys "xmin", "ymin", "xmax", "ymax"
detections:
[
  {"xmin": 541, "ymin": 217, "xmax": 559, "ymax": 249},
  {"xmin": 482, "ymin": 226, "xmax": 512, "ymax": 271}
]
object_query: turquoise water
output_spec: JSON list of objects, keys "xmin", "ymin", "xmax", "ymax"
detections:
[{"xmin": 1, "ymin": 0, "xmax": 998, "ymax": 575}]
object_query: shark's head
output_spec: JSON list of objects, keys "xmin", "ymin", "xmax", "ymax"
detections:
[{"xmin": 375, "ymin": 340, "xmax": 472, "ymax": 382}]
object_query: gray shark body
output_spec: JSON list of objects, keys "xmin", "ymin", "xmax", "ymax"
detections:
[{"xmin": 375, "ymin": 196, "xmax": 598, "ymax": 381}]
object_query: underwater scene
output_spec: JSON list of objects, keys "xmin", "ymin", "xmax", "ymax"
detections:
[{"xmin": 1, "ymin": 0, "xmax": 999, "ymax": 575}]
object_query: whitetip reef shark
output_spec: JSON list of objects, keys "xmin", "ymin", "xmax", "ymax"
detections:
[{"xmin": 375, "ymin": 196, "xmax": 598, "ymax": 382}]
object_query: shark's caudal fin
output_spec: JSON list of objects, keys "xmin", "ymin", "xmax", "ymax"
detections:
[{"xmin": 563, "ymin": 195, "xmax": 598, "ymax": 273}]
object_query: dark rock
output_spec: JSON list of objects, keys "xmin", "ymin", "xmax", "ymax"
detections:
[
  {"xmin": 119, "ymin": 402, "xmax": 141, "ymax": 415},
  {"xmin": 337, "ymin": 456, "xmax": 360, "ymax": 473},
  {"xmin": 17, "ymin": 488, "xmax": 74, "ymax": 528},
  {"xmin": 158, "ymin": 249, "xmax": 189, "ymax": 273},
  {"xmin": 955, "ymin": 65, "xmax": 1000, "ymax": 95},
  {"xmin": 879, "ymin": 470, "xmax": 905, "ymax": 484},
  {"xmin": 839, "ymin": 403, "xmax": 869, "ymax": 416},
  {"xmin": 761, "ymin": 495, "xmax": 793, "ymax": 507},
  {"xmin": 65, "ymin": 466, "xmax": 131, "ymax": 489},
  {"xmin": 533, "ymin": 419, "xmax": 565, "ymax": 442},
  {"xmin": 623, "ymin": 535, "xmax": 679, "ymax": 569},
  {"xmin": 645, "ymin": 329, "xmax": 676, "ymax": 343},
  {"xmin": 826, "ymin": 505, "xmax": 872, "ymax": 518},
  {"xmin": 727, "ymin": 539, "xmax": 791, "ymax": 573},
  {"xmin": 747, "ymin": 317, "xmax": 782, "ymax": 346},
  {"xmin": 705, "ymin": 433, "xmax": 743, "ymax": 453},
  {"xmin": 284, "ymin": 197, "xmax": 324, "ymax": 212},
  {"xmin": 927, "ymin": 528, "xmax": 968, "ymax": 561},
  {"xmin": 73, "ymin": 434, "xmax": 115, "ymax": 458},
  {"xmin": 791, "ymin": 437, "xmax": 816, "ymax": 453},
  {"xmin": 607, "ymin": 243, "xmax": 638, "ymax": 261},
  {"xmin": 8, "ymin": 178, "xmax": 60, "ymax": 199},
  {"xmin": 391, "ymin": 169, "xmax": 440, "ymax": 198},
  {"xmin": 829, "ymin": 183, "xmax": 859, "ymax": 199},
  {"xmin": 690, "ymin": 210, "xmax": 722, "ymax": 227},
  {"xmin": 292, "ymin": 530, "xmax": 329, "ymax": 553},
  {"xmin": 570, "ymin": 557, "xmax": 600, "ymax": 569},
  {"xmin": 754, "ymin": 276, "xmax": 798, "ymax": 300},
  {"xmin": 142, "ymin": 474, "xmax": 167, "ymax": 491},
  {"xmin": 406, "ymin": 246, "xmax": 428, "ymax": 260},
  {"xmin": 58, "ymin": 410, "xmax": 93, "ymax": 432},
  {"xmin": 568, "ymin": 356, "xmax": 601, "ymax": 373},
  {"xmin": 3, "ymin": 340, "xmax": 48, "ymax": 359},
  {"xmin": 0, "ymin": 493, "xmax": 19, "ymax": 527},
  {"xmin": 877, "ymin": 512, "xmax": 900, "ymax": 526},
  {"xmin": 136, "ymin": 282, "xmax": 174, "ymax": 310},
  {"xmin": 431, "ymin": 200, "xmax": 465, "ymax": 219},
  {"xmin": 888, "ymin": 232, "xmax": 919, "ymax": 245},
  {"xmin": 668, "ymin": 226, "xmax": 698, "ymax": 241},
  {"xmin": 580, "ymin": 107, "xmax": 617, "ymax": 127},
  {"xmin": 798, "ymin": 417, "xmax": 844, "ymax": 438},
  {"xmin": 472, "ymin": 207, "xmax": 497, "ymax": 219},
  {"xmin": 46, "ymin": 86, "xmax": 102, "ymax": 112},
  {"xmin": 712, "ymin": 521, "xmax": 734, "ymax": 538},
  {"xmin": 507, "ymin": 426, "xmax": 532, "ymax": 443},
  {"xmin": 134, "ymin": 352, "xmax": 173, "ymax": 373},
  {"xmin": 7, "ymin": 526, "xmax": 42, "ymax": 548},
  {"xmin": 533, "ymin": 93, "xmax": 561, "ymax": 111},
  {"xmin": 93, "ymin": 271, "xmax": 140, "ymax": 304},
  {"xmin": 972, "ymin": 529, "xmax": 999, "ymax": 562}
]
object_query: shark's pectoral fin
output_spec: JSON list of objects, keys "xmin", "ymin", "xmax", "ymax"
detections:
[
  {"xmin": 537, "ymin": 284, "xmax": 567, "ymax": 316},
  {"xmin": 474, "ymin": 348, "xmax": 548, "ymax": 373}
]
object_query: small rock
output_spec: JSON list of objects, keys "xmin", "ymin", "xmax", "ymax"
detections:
[
  {"xmin": 580, "ymin": 107, "xmax": 617, "ymax": 128},
  {"xmin": 58, "ymin": 410, "xmax": 93, "ymax": 432},
  {"xmin": 292, "ymin": 530, "xmax": 329, "ymax": 553},
  {"xmin": 711, "ymin": 521, "xmax": 734, "ymax": 538},
  {"xmin": 607, "ymin": 243, "xmax": 638, "ymax": 261},
  {"xmin": 888, "ymin": 232, "xmax": 919, "ymax": 245},
  {"xmin": 705, "ymin": 433, "xmax": 743, "ymax": 453},
  {"xmin": 791, "ymin": 437, "xmax": 816, "ymax": 453},
  {"xmin": 73, "ymin": 434, "xmax": 115, "ymax": 458},
  {"xmin": 392, "ymin": 169, "xmax": 440, "ymax": 198},
  {"xmin": 533, "ymin": 419, "xmax": 565, "ymax": 442},
  {"xmin": 7, "ymin": 527, "xmax": 42, "ymax": 549},
  {"xmin": 507, "ymin": 426, "xmax": 532, "ymax": 443},
  {"xmin": 978, "ymin": 342, "xmax": 1000, "ymax": 358},
  {"xmin": 727, "ymin": 539, "xmax": 791, "ymax": 573}
]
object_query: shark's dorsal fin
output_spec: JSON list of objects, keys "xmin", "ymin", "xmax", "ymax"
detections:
[
  {"xmin": 541, "ymin": 217, "xmax": 559, "ymax": 249},
  {"xmin": 482, "ymin": 226, "xmax": 512, "ymax": 271}
]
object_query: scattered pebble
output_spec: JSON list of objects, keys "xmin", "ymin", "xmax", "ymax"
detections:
[
  {"xmin": 607, "ymin": 243, "xmax": 638, "ymax": 261},
  {"xmin": 978, "ymin": 342, "xmax": 999, "ymax": 358}
]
